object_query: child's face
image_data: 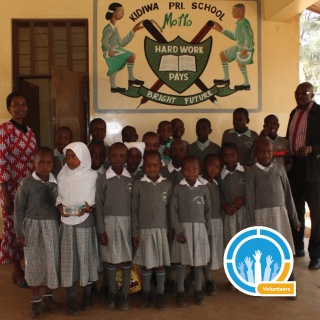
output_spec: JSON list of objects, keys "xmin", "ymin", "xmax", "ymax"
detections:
[
  {"xmin": 171, "ymin": 119, "xmax": 185, "ymax": 139},
  {"xmin": 203, "ymin": 157, "xmax": 221, "ymax": 180},
  {"xmin": 34, "ymin": 152, "xmax": 54, "ymax": 180},
  {"xmin": 264, "ymin": 116, "xmax": 279, "ymax": 138},
  {"xmin": 66, "ymin": 149, "xmax": 81, "ymax": 170},
  {"xmin": 144, "ymin": 136, "xmax": 160, "ymax": 151},
  {"xmin": 122, "ymin": 127, "xmax": 138, "ymax": 143},
  {"xmin": 254, "ymin": 143, "xmax": 273, "ymax": 167},
  {"xmin": 170, "ymin": 141, "xmax": 188, "ymax": 165},
  {"xmin": 196, "ymin": 121, "xmax": 212, "ymax": 143},
  {"xmin": 55, "ymin": 129, "xmax": 72, "ymax": 153},
  {"xmin": 222, "ymin": 147, "xmax": 239, "ymax": 171},
  {"xmin": 89, "ymin": 145, "xmax": 106, "ymax": 170},
  {"xmin": 90, "ymin": 121, "xmax": 106, "ymax": 142},
  {"xmin": 157, "ymin": 123, "xmax": 173, "ymax": 144},
  {"xmin": 113, "ymin": 6, "xmax": 124, "ymax": 20},
  {"xmin": 233, "ymin": 112, "xmax": 248, "ymax": 132},
  {"xmin": 109, "ymin": 145, "xmax": 127, "ymax": 173},
  {"xmin": 127, "ymin": 148, "xmax": 142, "ymax": 172},
  {"xmin": 144, "ymin": 154, "xmax": 161, "ymax": 182},
  {"xmin": 232, "ymin": 6, "xmax": 244, "ymax": 19},
  {"xmin": 182, "ymin": 159, "xmax": 201, "ymax": 186}
]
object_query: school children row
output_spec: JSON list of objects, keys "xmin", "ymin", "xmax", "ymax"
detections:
[{"xmin": 15, "ymin": 108, "xmax": 300, "ymax": 317}]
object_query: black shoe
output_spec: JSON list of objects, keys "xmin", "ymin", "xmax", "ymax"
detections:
[
  {"xmin": 176, "ymin": 292, "xmax": 188, "ymax": 308},
  {"xmin": 111, "ymin": 87, "xmax": 126, "ymax": 93},
  {"xmin": 31, "ymin": 301, "xmax": 43, "ymax": 319},
  {"xmin": 214, "ymin": 79, "xmax": 230, "ymax": 85},
  {"xmin": 67, "ymin": 296, "xmax": 79, "ymax": 316},
  {"xmin": 82, "ymin": 293, "xmax": 92, "ymax": 311},
  {"xmin": 234, "ymin": 84, "xmax": 251, "ymax": 91},
  {"xmin": 43, "ymin": 295, "xmax": 58, "ymax": 313},
  {"xmin": 294, "ymin": 250, "xmax": 305, "ymax": 258},
  {"xmin": 155, "ymin": 293, "xmax": 166, "ymax": 311},
  {"xmin": 205, "ymin": 280, "xmax": 217, "ymax": 296},
  {"xmin": 228, "ymin": 282, "xmax": 237, "ymax": 292},
  {"xmin": 118, "ymin": 294, "xmax": 131, "ymax": 311},
  {"xmin": 106, "ymin": 292, "xmax": 117, "ymax": 310},
  {"xmin": 129, "ymin": 79, "xmax": 144, "ymax": 86},
  {"xmin": 194, "ymin": 291, "xmax": 205, "ymax": 306},
  {"xmin": 308, "ymin": 258, "xmax": 320, "ymax": 270},
  {"xmin": 164, "ymin": 280, "xmax": 175, "ymax": 295},
  {"xmin": 139, "ymin": 292, "xmax": 152, "ymax": 309}
]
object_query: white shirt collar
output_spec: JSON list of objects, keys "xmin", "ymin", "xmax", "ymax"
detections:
[
  {"xmin": 199, "ymin": 175, "xmax": 218, "ymax": 186},
  {"xmin": 255, "ymin": 162, "xmax": 274, "ymax": 171},
  {"xmin": 229, "ymin": 128, "xmax": 252, "ymax": 138},
  {"xmin": 221, "ymin": 163, "xmax": 244, "ymax": 180},
  {"xmin": 106, "ymin": 167, "xmax": 131, "ymax": 179},
  {"xmin": 95, "ymin": 165, "xmax": 105, "ymax": 175},
  {"xmin": 140, "ymin": 173, "xmax": 166, "ymax": 184},
  {"xmin": 32, "ymin": 171, "xmax": 57, "ymax": 184},
  {"xmin": 179, "ymin": 177, "xmax": 203, "ymax": 188},
  {"xmin": 167, "ymin": 160, "xmax": 181, "ymax": 173}
]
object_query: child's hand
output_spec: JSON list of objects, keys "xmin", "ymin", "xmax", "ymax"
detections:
[
  {"xmin": 177, "ymin": 233, "xmax": 186, "ymax": 244},
  {"xmin": 80, "ymin": 201, "xmax": 93, "ymax": 215},
  {"xmin": 16, "ymin": 236, "xmax": 25, "ymax": 248},
  {"xmin": 167, "ymin": 231, "xmax": 174, "ymax": 243},
  {"xmin": 132, "ymin": 236, "xmax": 139, "ymax": 248},
  {"xmin": 233, "ymin": 196, "xmax": 245, "ymax": 210},
  {"xmin": 99, "ymin": 232, "xmax": 108, "ymax": 246},
  {"xmin": 58, "ymin": 204, "xmax": 69, "ymax": 217},
  {"xmin": 223, "ymin": 203, "xmax": 235, "ymax": 216},
  {"xmin": 163, "ymin": 146, "xmax": 171, "ymax": 157},
  {"xmin": 294, "ymin": 223, "xmax": 301, "ymax": 231}
]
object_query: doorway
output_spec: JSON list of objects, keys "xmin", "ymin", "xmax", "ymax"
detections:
[{"xmin": 12, "ymin": 20, "xmax": 89, "ymax": 147}]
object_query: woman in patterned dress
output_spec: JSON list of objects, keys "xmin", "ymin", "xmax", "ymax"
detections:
[{"xmin": 0, "ymin": 92, "xmax": 37, "ymax": 287}]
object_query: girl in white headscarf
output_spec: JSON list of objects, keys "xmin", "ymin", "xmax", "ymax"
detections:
[{"xmin": 57, "ymin": 142, "xmax": 99, "ymax": 315}]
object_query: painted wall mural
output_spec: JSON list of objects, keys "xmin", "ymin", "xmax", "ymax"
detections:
[{"xmin": 93, "ymin": 0, "xmax": 261, "ymax": 113}]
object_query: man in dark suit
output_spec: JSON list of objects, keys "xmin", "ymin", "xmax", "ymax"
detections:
[{"xmin": 287, "ymin": 82, "xmax": 320, "ymax": 270}]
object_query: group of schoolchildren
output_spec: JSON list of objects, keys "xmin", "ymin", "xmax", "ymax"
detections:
[{"xmin": 14, "ymin": 107, "xmax": 300, "ymax": 318}]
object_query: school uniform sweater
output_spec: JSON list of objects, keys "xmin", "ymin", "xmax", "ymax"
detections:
[
  {"xmin": 245, "ymin": 163, "xmax": 299, "ymax": 226},
  {"xmin": 221, "ymin": 128, "xmax": 258, "ymax": 166},
  {"xmin": 95, "ymin": 170, "xmax": 133, "ymax": 234},
  {"xmin": 189, "ymin": 141, "xmax": 221, "ymax": 164},
  {"xmin": 14, "ymin": 174, "xmax": 59, "ymax": 238},
  {"xmin": 131, "ymin": 175, "xmax": 172, "ymax": 236},
  {"xmin": 170, "ymin": 179, "xmax": 211, "ymax": 236},
  {"xmin": 161, "ymin": 161, "xmax": 184, "ymax": 185}
]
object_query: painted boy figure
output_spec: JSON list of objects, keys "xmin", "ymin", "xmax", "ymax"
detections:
[{"xmin": 213, "ymin": 3, "xmax": 254, "ymax": 91}]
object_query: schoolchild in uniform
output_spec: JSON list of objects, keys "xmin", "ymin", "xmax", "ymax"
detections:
[
  {"xmin": 221, "ymin": 108, "xmax": 258, "ymax": 167},
  {"xmin": 171, "ymin": 118, "xmax": 185, "ymax": 140},
  {"xmin": 170, "ymin": 155, "xmax": 211, "ymax": 307},
  {"xmin": 199, "ymin": 153, "xmax": 224, "ymax": 296},
  {"xmin": 132, "ymin": 150, "xmax": 173, "ymax": 310},
  {"xmin": 57, "ymin": 142, "xmax": 99, "ymax": 315},
  {"xmin": 88, "ymin": 140, "xmax": 107, "ymax": 175},
  {"xmin": 15, "ymin": 147, "xmax": 60, "ymax": 319},
  {"xmin": 95, "ymin": 142, "xmax": 133, "ymax": 311}
]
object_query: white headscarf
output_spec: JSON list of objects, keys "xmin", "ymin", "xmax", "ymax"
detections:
[
  {"xmin": 124, "ymin": 142, "xmax": 145, "ymax": 167},
  {"xmin": 57, "ymin": 142, "xmax": 97, "ymax": 225}
]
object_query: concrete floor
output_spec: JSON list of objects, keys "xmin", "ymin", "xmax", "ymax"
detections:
[{"xmin": 1, "ymin": 245, "xmax": 319, "ymax": 320}]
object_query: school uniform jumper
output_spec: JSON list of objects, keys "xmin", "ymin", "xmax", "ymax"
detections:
[{"xmin": 14, "ymin": 172, "xmax": 60, "ymax": 288}]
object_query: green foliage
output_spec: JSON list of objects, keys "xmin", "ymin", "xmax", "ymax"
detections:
[{"xmin": 300, "ymin": 10, "xmax": 320, "ymax": 98}]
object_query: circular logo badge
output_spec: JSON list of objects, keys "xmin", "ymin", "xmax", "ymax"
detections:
[{"xmin": 224, "ymin": 226, "xmax": 296, "ymax": 297}]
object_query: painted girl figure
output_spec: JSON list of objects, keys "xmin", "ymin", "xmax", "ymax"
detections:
[{"xmin": 101, "ymin": 2, "xmax": 144, "ymax": 93}]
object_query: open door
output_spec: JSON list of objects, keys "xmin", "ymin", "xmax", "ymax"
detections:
[
  {"xmin": 52, "ymin": 65, "xmax": 89, "ymax": 143},
  {"xmin": 21, "ymin": 80, "xmax": 41, "ymax": 145}
]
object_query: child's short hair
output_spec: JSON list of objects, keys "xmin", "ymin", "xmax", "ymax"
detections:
[
  {"xmin": 35, "ymin": 146, "xmax": 54, "ymax": 160},
  {"xmin": 196, "ymin": 118, "xmax": 211, "ymax": 128},
  {"xmin": 264, "ymin": 114, "xmax": 279, "ymax": 123},
  {"xmin": 221, "ymin": 142, "xmax": 239, "ymax": 154},
  {"xmin": 142, "ymin": 131, "xmax": 159, "ymax": 141},
  {"xmin": 109, "ymin": 142, "xmax": 127, "ymax": 154},
  {"xmin": 181, "ymin": 155, "xmax": 200, "ymax": 168},
  {"xmin": 233, "ymin": 108, "xmax": 249, "ymax": 120},
  {"xmin": 55, "ymin": 126, "xmax": 73, "ymax": 139},
  {"xmin": 89, "ymin": 118, "xmax": 106, "ymax": 129},
  {"xmin": 88, "ymin": 140, "xmax": 106, "ymax": 152},
  {"xmin": 157, "ymin": 120, "xmax": 172, "ymax": 129},
  {"xmin": 203, "ymin": 153, "xmax": 221, "ymax": 164},
  {"xmin": 6, "ymin": 92, "xmax": 25, "ymax": 109},
  {"xmin": 143, "ymin": 149, "xmax": 161, "ymax": 162},
  {"xmin": 234, "ymin": 3, "xmax": 245, "ymax": 10}
]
